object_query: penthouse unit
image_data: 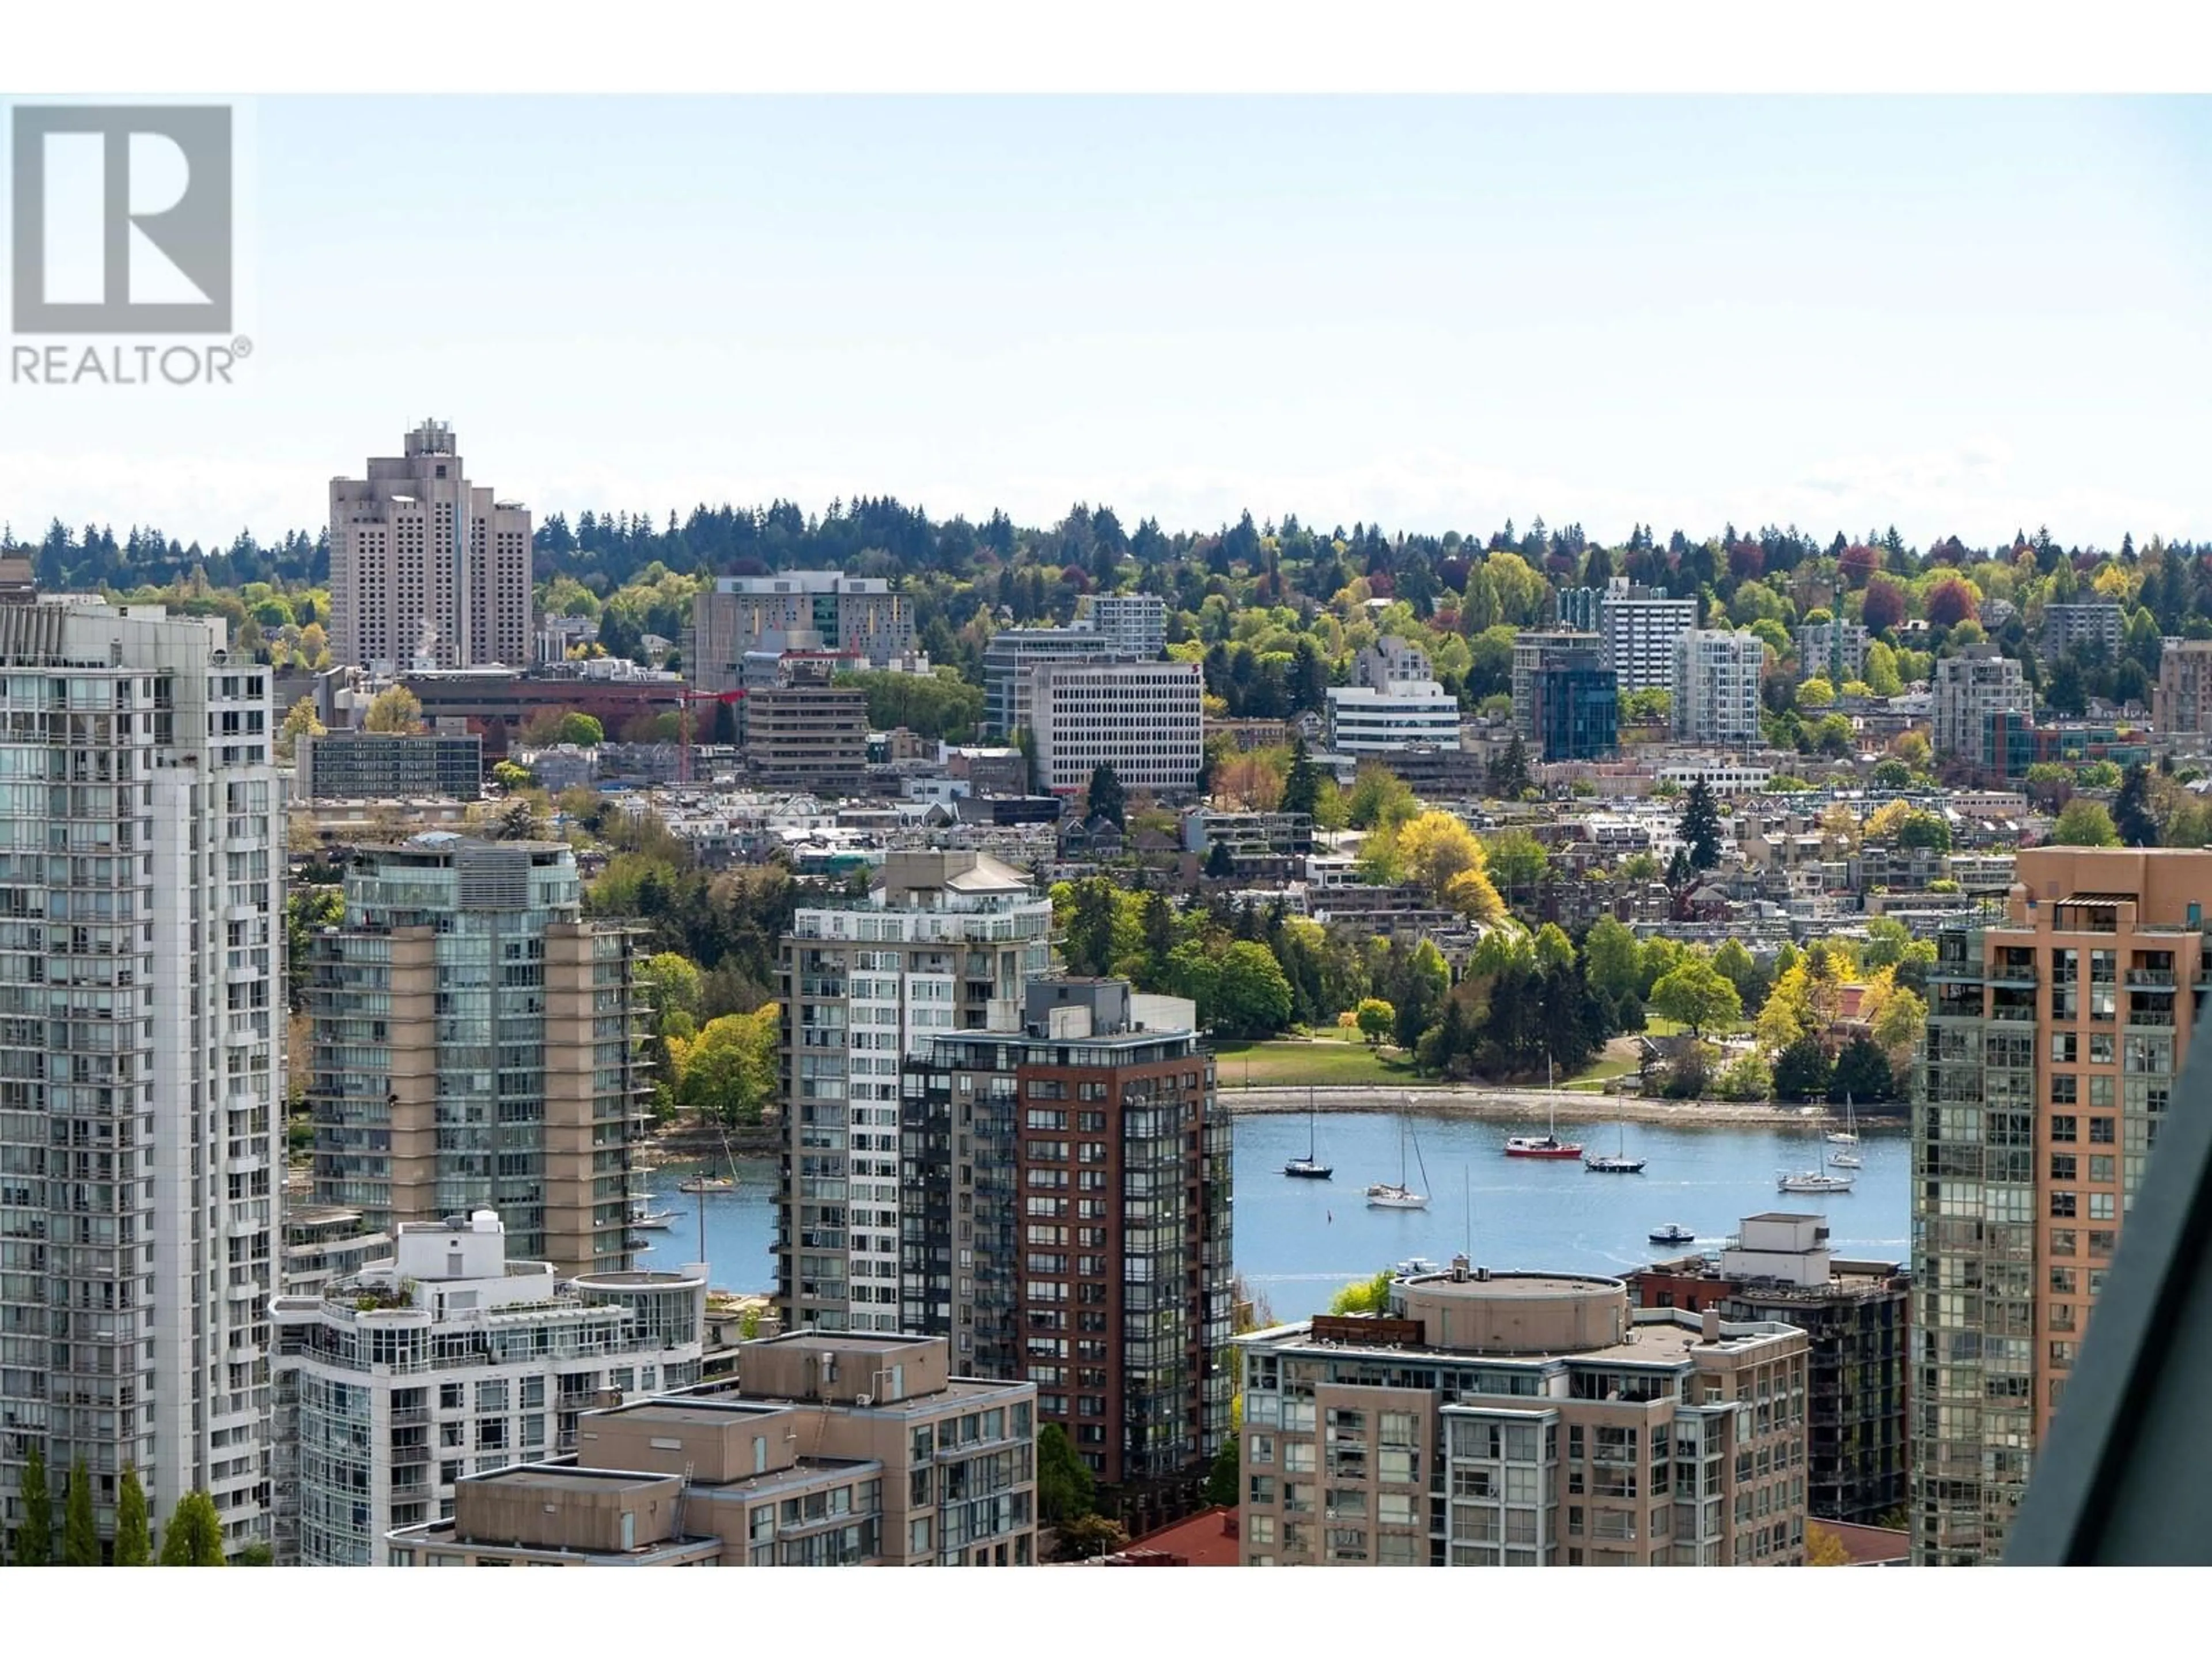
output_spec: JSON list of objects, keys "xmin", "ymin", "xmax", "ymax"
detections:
[
  {"xmin": 1913, "ymin": 847, "xmax": 2212, "ymax": 1565},
  {"xmin": 294, "ymin": 730, "xmax": 483, "ymax": 801},
  {"xmin": 1077, "ymin": 592, "xmax": 1168, "ymax": 659},
  {"xmin": 688, "ymin": 572, "xmax": 914, "ymax": 694},
  {"xmin": 270, "ymin": 1210, "xmax": 704, "ymax": 1565},
  {"xmin": 777, "ymin": 853, "xmax": 1055, "ymax": 1338},
  {"xmin": 387, "ymin": 1331, "xmax": 1039, "ymax": 1567},
  {"xmin": 1029, "ymin": 658, "xmax": 1205, "ymax": 795},
  {"xmin": 328, "ymin": 420, "xmax": 532, "ymax": 673},
  {"xmin": 1629, "ymin": 1214, "xmax": 1908, "ymax": 1525},
  {"xmin": 306, "ymin": 835, "xmax": 650, "ymax": 1279},
  {"xmin": 0, "ymin": 598, "xmax": 283, "ymax": 1560},
  {"xmin": 900, "ymin": 980, "xmax": 1232, "ymax": 1525},
  {"xmin": 1236, "ymin": 1263, "xmax": 1810, "ymax": 1566}
]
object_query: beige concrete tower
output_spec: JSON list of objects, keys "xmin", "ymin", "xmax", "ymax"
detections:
[{"xmin": 329, "ymin": 420, "xmax": 533, "ymax": 673}]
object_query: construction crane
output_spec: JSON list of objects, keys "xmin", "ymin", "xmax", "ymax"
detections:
[{"xmin": 676, "ymin": 687, "xmax": 744, "ymax": 785}]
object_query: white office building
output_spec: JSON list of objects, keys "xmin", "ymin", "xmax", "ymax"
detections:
[
  {"xmin": 270, "ymin": 1210, "xmax": 706, "ymax": 1565},
  {"xmin": 1672, "ymin": 629, "xmax": 1767, "ymax": 748},
  {"xmin": 0, "ymin": 596, "xmax": 283, "ymax": 1560},
  {"xmin": 982, "ymin": 627, "xmax": 1125, "ymax": 739},
  {"xmin": 1077, "ymin": 593, "xmax": 1167, "ymax": 660},
  {"xmin": 1327, "ymin": 681, "xmax": 1464, "ymax": 755},
  {"xmin": 1029, "ymin": 658, "xmax": 1206, "ymax": 794}
]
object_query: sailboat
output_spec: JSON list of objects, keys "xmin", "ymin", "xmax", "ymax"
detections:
[
  {"xmin": 1367, "ymin": 1103, "xmax": 1430, "ymax": 1209},
  {"xmin": 1584, "ymin": 1113, "xmax": 1646, "ymax": 1175},
  {"xmin": 1284, "ymin": 1086, "xmax": 1334, "ymax": 1180},
  {"xmin": 1828, "ymin": 1096, "xmax": 1862, "ymax": 1166},
  {"xmin": 679, "ymin": 1123, "xmax": 741, "ymax": 1194},
  {"xmin": 1826, "ymin": 1094, "xmax": 1859, "ymax": 1146},
  {"xmin": 1505, "ymin": 1057, "xmax": 1584, "ymax": 1158},
  {"xmin": 1778, "ymin": 1141, "xmax": 1854, "ymax": 1194}
]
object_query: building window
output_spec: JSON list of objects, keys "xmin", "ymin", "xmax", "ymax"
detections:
[
  {"xmin": 2050, "ymin": 1229, "xmax": 2077, "ymax": 1257},
  {"xmin": 2050, "ymin": 1115, "xmax": 2077, "ymax": 1143},
  {"xmin": 2049, "ymin": 1192, "xmax": 2077, "ymax": 1219}
]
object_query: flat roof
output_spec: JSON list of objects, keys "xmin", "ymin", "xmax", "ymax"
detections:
[{"xmin": 464, "ymin": 1465, "xmax": 672, "ymax": 1494}]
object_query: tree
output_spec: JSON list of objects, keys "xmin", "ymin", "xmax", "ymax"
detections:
[
  {"xmin": 1806, "ymin": 1521, "xmax": 1854, "ymax": 1566},
  {"xmin": 1871, "ymin": 984, "xmax": 1927, "ymax": 1067},
  {"xmin": 2115, "ymin": 763, "xmax": 2161, "ymax": 847},
  {"xmin": 14, "ymin": 1441, "xmax": 50, "ymax": 1565},
  {"xmin": 62, "ymin": 1458, "xmax": 96, "ymax": 1565},
  {"xmin": 1213, "ymin": 941, "xmax": 1294, "ymax": 1038},
  {"xmin": 1345, "ymin": 763, "xmax": 1417, "ymax": 831},
  {"xmin": 1050, "ymin": 1513, "xmax": 1130, "ymax": 1562},
  {"xmin": 554, "ymin": 711, "xmax": 604, "ymax": 747},
  {"xmin": 157, "ymin": 1491, "xmax": 226, "ymax": 1566},
  {"xmin": 638, "ymin": 952, "xmax": 705, "ymax": 1031},
  {"xmin": 1085, "ymin": 762, "xmax": 1126, "ymax": 830},
  {"xmin": 361, "ymin": 683, "xmax": 425, "ymax": 734},
  {"xmin": 1678, "ymin": 779, "xmax": 1724, "ymax": 871},
  {"xmin": 1772, "ymin": 1035, "xmax": 1834, "ymax": 1102},
  {"xmin": 1205, "ymin": 1431, "xmax": 1241, "ymax": 1508},
  {"xmin": 1036, "ymin": 1425, "xmax": 1094, "ymax": 1525},
  {"xmin": 115, "ymin": 1466, "xmax": 150, "ymax": 1566},
  {"xmin": 1354, "ymin": 998, "xmax": 1396, "ymax": 1047},
  {"xmin": 1484, "ymin": 829, "xmax": 1551, "ymax": 910},
  {"xmin": 1650, "ymin": 957, "xmax": 1741, "ymax": 1039},
  {"xmin": 1281, "ymin": 737, "xmax": 1321, "ymax": 820},
  {"xmin": 276, "ymin": 695, "xmax": 324, "ymax": 759},
  {"xmin": 1487, "ymin": 734, "xmax": 1532, "ymax": 800},
  {"xmin": 1328, "ymin": 1269, "xmax": 1395, "ymax": 1314},
  {"xmin": 1861, "ymin": 577, "xmax": 1907, "ymax": 636},
  {"xmin": 2052, "ymin": 798, "xmax": 2120, "ymax": 848},
  {"xmin": 1831, "ymin": 1034, "xmax": 1898, "ymax": 1103},
  {"xmin": 1575, "ymin": 919, "xmax": 1635, "ymax": 1010},
  {"xmin": 667, "ymin": 1006, "xmax": 781, "ymax": 1126}
]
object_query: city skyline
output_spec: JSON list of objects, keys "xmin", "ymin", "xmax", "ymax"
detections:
[{"xmin": 3, "ymin": 97, "xmax": 2210, "ymax": 552}]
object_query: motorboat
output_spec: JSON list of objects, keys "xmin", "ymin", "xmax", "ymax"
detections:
[
  {"xmin": 627, "ymin": 1209, "xmax": 679, "ymax": 1231},
  {"xmin": 677, "ymin": 1175, "xmax": 734, "ymax": 1194},
  {"xmin": 1649, "ymin": 1223, "xmax": 1697, "ymax": 1245}
]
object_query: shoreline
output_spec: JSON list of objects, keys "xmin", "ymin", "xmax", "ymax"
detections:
[{"xmin": 1220, "ymin": 1085, "xmax": 1902, "ymax": 1130}]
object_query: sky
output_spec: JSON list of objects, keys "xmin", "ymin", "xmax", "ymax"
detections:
[{"xmin": 3, "ymin": 95, "xmax": 2210, "ymax": 554}]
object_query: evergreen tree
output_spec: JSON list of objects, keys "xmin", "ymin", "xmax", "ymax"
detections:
[
  {"xmin": 1085, "ymin": 762, "xmax": 1126, "ymax": 830},
  {"xmin": 157, "ymin": 1491, "xmax": 226, "ymax": 1566},
  {"xmin": 1281, "ymin": 737, "xmax": 1321, "ymax": 820},
  {"xmin": 1773, "ymin": 1036, "xmax": 1834, "ymax": 1102},
  {"xmin": 62, "ymin": 1459, "xmax": 97, "ymax": 1565},
  {"xmin": 2114, "ymin": 763, "xmax": 2161, "ymax": 847},
  {"xmin": 1679, "ymin": 779, "xmax": 1724, "ymax": 870},
  {"xmin": 15, "ymin": 1441, "xmax": 50, "ymax": 1565},
  {"xmin": 1488, "ymin": 734, "xmax": 1532, "ymax": 800},
  {"xmin": 115, "ymin": 1466, "xmax": 150, "ymax": 1566},
  {"xmin": 1035, "ymin": 1425, "xmax": 1095, "ymax": 1525}
]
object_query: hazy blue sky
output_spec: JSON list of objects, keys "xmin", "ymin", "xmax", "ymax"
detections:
[{"xmin": 5, "ymin": 96, "xmax": 2208, "ymax": 551}]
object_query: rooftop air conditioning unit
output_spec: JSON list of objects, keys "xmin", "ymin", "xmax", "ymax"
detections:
[{"xmin": 854, "ymin": 1393, "xmax": 873, "ymax": 1408}]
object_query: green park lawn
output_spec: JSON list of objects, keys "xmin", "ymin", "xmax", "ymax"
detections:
[{"xmin": 1213, "ymin": 1036, "xmax": 1426, "ymax": 1089}]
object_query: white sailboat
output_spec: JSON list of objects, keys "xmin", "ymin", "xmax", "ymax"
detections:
[
  {"xmin": 1826, "ymin": 1093, "xmax": 1859, "ymax": 1146},
  {"xmin": 1779, "ymin": 1141, "xmax": 1854, "ymax": 1194},
  {"xmin": 1367, "ymin": 1103, "xmax": 1431, "ymax": 1209}
]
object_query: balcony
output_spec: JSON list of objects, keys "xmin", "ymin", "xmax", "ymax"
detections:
[{"xmin": 2126, "ymin": 969, "xmax": 2176, "ymax": 987}]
